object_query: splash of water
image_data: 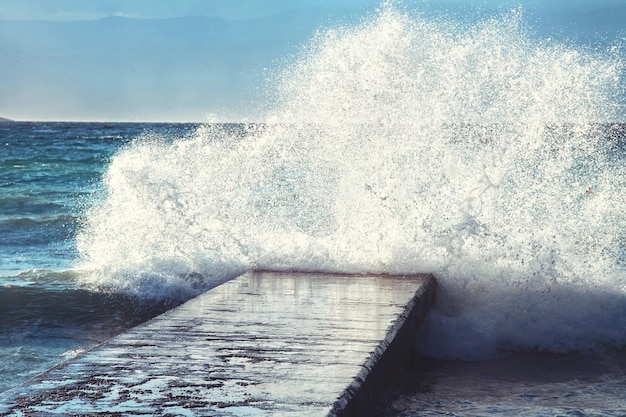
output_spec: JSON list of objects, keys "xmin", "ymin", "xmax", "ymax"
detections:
[{"xmin": 76, "ymin": 5, "xmax": 626, "ymax": 358}]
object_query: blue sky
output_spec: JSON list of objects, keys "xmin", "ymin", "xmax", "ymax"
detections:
[
  {"xmin": 0, "ymin": 0, "xmax": 377, "ymax": 21},
  {"xmin": 0, "ymin": 0, "xmax": 623, "ymax": 21},
  {"xmin": 1, "ymin": 0, "xmax": 624, "ymax": 121}
]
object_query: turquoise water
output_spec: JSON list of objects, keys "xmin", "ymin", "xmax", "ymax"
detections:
[
  {"xmin": 0, "ymin": 122, "xmax": 194, "ymax": 392},
  {"xmin": 2, "ymin": 4, "xmax": 626, "ymax": 414},
  {"xmin": 2, "ymin": 122, "xmax": 136, "ymax": 275},
  {"xmin": 2, "ymin": 116, "xmax": 626, "ymax": 414}
]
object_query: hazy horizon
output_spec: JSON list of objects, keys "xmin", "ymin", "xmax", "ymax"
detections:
[{"xmin": 1, "ymin": 0, "xmax": 624, "ymax": 123}]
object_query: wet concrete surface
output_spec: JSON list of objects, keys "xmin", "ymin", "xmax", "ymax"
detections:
[{"xmin": 0, "ymin": 271, "xmax": 436, "ymax": 416}]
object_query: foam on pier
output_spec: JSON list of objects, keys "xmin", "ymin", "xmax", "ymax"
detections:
[{"xmin": 0, "ymin": 271, "xmax": 436, "ymax": 416}]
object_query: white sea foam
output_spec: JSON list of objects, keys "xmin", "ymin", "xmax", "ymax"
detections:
[{"xmin": 76, "ymin": 4, "xmax": 626, "ymax": 358}]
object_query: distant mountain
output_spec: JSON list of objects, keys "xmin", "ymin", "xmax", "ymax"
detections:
[
  {"xmin": 0, "ymin": 5, "xmax": 623, "ymax": 121},
  {"xmin": 0, "ymin": 10, "xmax": 351, "ymax": 121},
  {"xmin": 0, "ymin": 117, "xmax": 13, "ymax": 122}
]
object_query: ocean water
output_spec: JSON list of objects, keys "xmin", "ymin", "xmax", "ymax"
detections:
[
  {"xmin": 378, "ymin": 350, "xmax": 626, "ymax": 416},
  {"xmin": 0, "ymin": 122, "xmax": 195, "ymax": 392},
  {"xmin": 2, "ymin": 3, "xmax": 626, "ymax": 415}
]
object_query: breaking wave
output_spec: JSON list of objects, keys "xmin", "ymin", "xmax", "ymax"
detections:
[{"xmin": 76, "ymin": 4, "xmax": 626, "ymax": 359}]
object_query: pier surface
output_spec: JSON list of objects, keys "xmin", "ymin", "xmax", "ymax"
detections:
[{"xmin": 0, "ymin": 271, "xmax": 436, "ymax": 416}]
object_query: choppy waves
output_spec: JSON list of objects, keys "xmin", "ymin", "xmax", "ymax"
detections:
[{"xmin": 77, "ymin": 5, "xmax": 626, "ymax": 359}]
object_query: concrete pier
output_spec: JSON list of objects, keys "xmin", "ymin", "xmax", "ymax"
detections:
[{"xmin": 0, "ymin": 271, "xmax": 436, "ymax": 416}]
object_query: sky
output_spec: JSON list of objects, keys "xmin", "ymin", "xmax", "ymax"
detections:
[
  {"xmin": 1, "ymin": 0, "xmax": 625, "ymax": 122},
  {"xmin": 0, "ymin": 0, "xmax": 624, "ymax": 21},
  {"xmin": 0, "ymin": 0, "xmax": 378, "ymax": 21}
]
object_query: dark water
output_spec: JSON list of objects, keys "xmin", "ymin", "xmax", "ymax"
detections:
[
  {"xmin": 3, "ymin": 4, "xmax": 626, "ymax": 414},
  {"xmin": 0, "ymin": 276, "xmax": 174, "ymax": 393},
  {"xmin": 0, "ymin": 122, "xmax": 195, "ymax": 392},
  {"xmin": 379, "ymin": 350, "xmax": 626, "ymax": 416},
  {"xmin": 0, "ymin": 121, "xmax": 198, "ymax": 275},
  {"xmin": 2, "ymin": 122, "xmax": 626, "ymax": 417}
]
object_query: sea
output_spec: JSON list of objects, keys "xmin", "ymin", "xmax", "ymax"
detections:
[
  {"xmin": 0, "ymin": 122, "xmax": 195, "ymax": 393},
  {"xmin": 2, "ymin": 4, "xmax": 626, "ymax": 416}
]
